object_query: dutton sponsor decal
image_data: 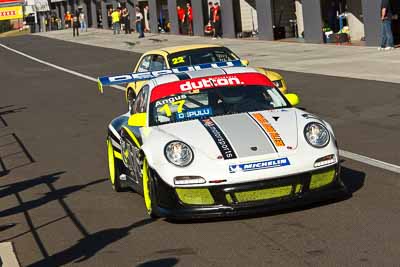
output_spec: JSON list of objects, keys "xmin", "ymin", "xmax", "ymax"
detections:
[
  {"xmin": 229, "ymin": 157, "xmax": 290, "ymax": 173},
  {"xmin": 251, "ymin": 113, "xmax": 285, "ymax": 147},
  {"xmin": 200, "ymin": 118, "xmax": 236, "ymax": 160},
  {"xmin": 179, "ymin": 76, "xmax": 244, "ymax": 91},
  {"xmin": 150, "ymin": 73, "xmax": 273, "ymax": 103}
]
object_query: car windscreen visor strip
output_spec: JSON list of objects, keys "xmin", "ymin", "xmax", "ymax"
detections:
[{"xmin": 97, "ymin": 60, "xmax": 244, "ymax": 88}]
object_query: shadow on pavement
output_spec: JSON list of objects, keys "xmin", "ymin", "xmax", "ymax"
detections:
[
  {"xmin": 136, "ymin": 257, "xmax": 179, "ymax": 267},
  {"xmin": 0, "ymin": 106, "xmax": 26, "ymax": 128},
  {"xmin": 0, "ymin": 132, "xmax": 35, "ymax": 177},
  {"xmin": 28, "ymin": 218, "xmax": 156, "ymax": 267},
  {"xmin": 0, "ymin": 178, "xmax": 107, "ymax": 218},
  {"xmin": 170, "ymin": 165, "xmax": 365, "ymax": 224}
]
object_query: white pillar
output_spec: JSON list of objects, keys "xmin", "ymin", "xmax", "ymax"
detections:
[{"xmin": 295, "ymin": 0, "xmax": 304, "ymax": 37}]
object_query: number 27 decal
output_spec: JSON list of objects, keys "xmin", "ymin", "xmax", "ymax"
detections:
[{"xmin": 159, "ymin": 100, "xmax": 185, "ymax": 117}]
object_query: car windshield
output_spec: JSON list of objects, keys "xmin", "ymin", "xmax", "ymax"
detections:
[
  {"xmin": 149, "ymin": 85, "xmax": 289, "ymax": 126},
  {"xmin": 168, "ymin": 47, "xmax": 239, "ymax": 67}
]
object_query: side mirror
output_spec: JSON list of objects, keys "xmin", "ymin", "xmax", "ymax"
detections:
[
  {"xmin": 285, "ymin": 93, "xmax": 300, "ymax": 106},
  {"xmin": 128, "ymin": 113, "xmax": 147, "ymax": 127},
  {"xmin": 241, "ymin": 59, "xmax": 250, "ymax": 66}
]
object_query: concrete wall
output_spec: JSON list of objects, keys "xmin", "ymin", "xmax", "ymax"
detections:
[
  {"xmin": 346, "ymin": 0, "xmax": 364, "ymax": 41},
  {"xmin": 240, "ymin": 0, "xmax": 258, "ymax": 32}
]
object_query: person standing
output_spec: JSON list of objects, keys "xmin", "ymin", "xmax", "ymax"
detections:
[
  {"xmin": 111, "ymin": 8, "xmax": 121, "ymax": 34},
  {"xmin": 212, "ymin": 2, "xmax": 222, "ymax": 39},
  {"xmin": 177, "ymin": 6, "xmax": 185, "ymax": 34},
  {"xmin": 122, "ymin": 6, "xmax": 130, "ymax": 34},
  {"xmin": 379, "ymin": 0, "xmax": 395, "ymax": 50},
  {"xmin": 72, "ymin": 11, "xmax": 80, "ymax": 37},
  {"xmin": 65, "ymin": 11, "xmax": 72, "ymax": 29},
  {"xmin": 135, "ymin": 7, "xmax": 144, "ymax": 38},
  {"xmin": 107, "ymin": 7, "xmax": 113, "ymax": 28},
  {"xmin": 208, "ymin": 2, "xmax": 214, "ymax": 24},
  {"xmin": 79, "ymin": 9, "xmax": 87, "ymax": 32},
  {"xmin": 186, "ymin": 2, "xmax": 193, "ymax": 35},
  {"xmin": 144, "ymin": 5, "xmax": 150, "ymax": 32}
]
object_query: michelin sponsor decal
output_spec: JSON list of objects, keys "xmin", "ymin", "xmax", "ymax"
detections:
[
  {"xmin": 229, "ymin": 157, "xmax": 290, "ymax": 173},
  {"xmin": 176, "ymin": 107, "xmax": 213, "ymax": 121},
  {"xmin": 200, "ymin": 118, "xmax": 237, "ymax": 160}
]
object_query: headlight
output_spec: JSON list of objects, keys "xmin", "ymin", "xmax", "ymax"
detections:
[
  {"xmin": 164, "ymin": 141, "xmax": 194, "ymax": 167},
  {"xmin": 273, "ymin": 79, "xmax": 283, "ymax": 88},
  {"xmin": 304, "ymin": 122, "xmax": 330, "ymax": 148}
]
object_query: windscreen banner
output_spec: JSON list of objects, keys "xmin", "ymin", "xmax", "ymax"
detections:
[{"xmin": 0, "ymin": 5, "xmax": 23, "ymax": 21}]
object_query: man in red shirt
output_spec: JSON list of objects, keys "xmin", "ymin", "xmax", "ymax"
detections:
[
  {"xmin": 186, "ymin": 2, "xmax": 193, "ymax": 35},
  {"xmin": 212, "ymin": 2, "xmax": 222, "ymax": 39},
  {"xmin": 177, "ymin": 5, "xmax": 185, "ymax": 34}
]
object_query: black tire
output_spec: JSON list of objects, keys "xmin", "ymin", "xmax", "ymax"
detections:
[{"xmin": 107, "ymin": 137, "xmax": 124, "ymax": 192}]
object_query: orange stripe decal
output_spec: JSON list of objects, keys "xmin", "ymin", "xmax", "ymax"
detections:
[{"xmin": 252, "ymin": 113, "xmax": 285, "ymax": 147}]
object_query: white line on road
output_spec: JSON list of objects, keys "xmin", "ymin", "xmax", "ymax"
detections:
[
  {"xmin": 0, "ymin": 43, "xmax": 125, "ymax": 91},
  {"xmin": 1, "ymin": 43, "xmax": 400, "ymax": 174}
]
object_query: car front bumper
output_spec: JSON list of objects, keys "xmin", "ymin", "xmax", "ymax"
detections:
[{"xmin": 151, "ymin": 164, "xmax": 347, "ymax": 219}]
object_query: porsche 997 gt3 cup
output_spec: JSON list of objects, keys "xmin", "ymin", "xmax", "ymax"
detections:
[{"xmin": 99, "ymin": 62, "xmax": 347, "ymax": 219}]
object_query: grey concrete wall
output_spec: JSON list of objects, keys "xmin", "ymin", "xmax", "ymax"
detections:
[
  {"xmin": 89, "ymin": 0, "xmax": 97, "ymax": 27},
  {"xmin": 101, "ymin": 0, "xmax": 108, "ymax": 29},
  {"xmin": 60, "ymin": 3, "xmax": 65, "ymax": 25},
  {"xmin": 220, "ymin": 0, "xmax": 236, "ymax": 38},
  {"xmin": 126, "ymin": 0, "xmax": 135, "ymax": 31},
  {"xmin": 148, "ymin": 0, "xmax": 158, "ymax": 33},
  {"xmin": 67, "ymin": 0, "xmax": 71, "ymax": 12},
  {"xmin": 302, "ymin": 0, "xmax": 323, "ymax": 43},
  {"xmin": 256, "ymin": 0, "xmax": 274, "ymax": 40},
  {"xmin": 167, "ymin": 0, "xmax": 179, "ymax": 34},
  {"xmin": 362, "ymin": 0, "xmax": 381, "ymax": 46},
  {"xmin": 192, "ymin": 0, "xmax": 204, "ymax": 36}
]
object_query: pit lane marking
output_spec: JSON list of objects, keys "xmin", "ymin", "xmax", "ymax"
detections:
[{"xmin": 1, "ymin": 43, "xmax": 400, "ymax": 174}]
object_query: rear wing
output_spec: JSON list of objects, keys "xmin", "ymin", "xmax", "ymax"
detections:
[{"xmin": 97, "ymin": 60, "xmax": 243, "ymax": 93}]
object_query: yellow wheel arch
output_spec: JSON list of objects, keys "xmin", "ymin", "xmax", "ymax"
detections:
[
  {"xmin": 107, "ymin": 139, "xmax": 116, "ymax": 185},
  {"xmin": 142, "ymin": 158, "xmax": 152, "ymax": 214}
]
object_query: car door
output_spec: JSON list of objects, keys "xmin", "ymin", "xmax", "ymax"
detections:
[{"xmin": 121, "ymin": 85, "xmax": 149, "ymax": 185}]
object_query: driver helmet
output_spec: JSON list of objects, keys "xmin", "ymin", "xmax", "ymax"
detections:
[{"xmin": 218, "ymin": 87, "xmax": 245, "ymax": 104}]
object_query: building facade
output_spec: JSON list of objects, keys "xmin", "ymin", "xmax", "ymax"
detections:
[{"xmin": 50, "ymin": 0, "xmax": 399, "ymax": 47}]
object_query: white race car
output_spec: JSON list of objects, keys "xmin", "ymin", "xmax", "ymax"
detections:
[{"xmin": 100, "ymin": 61, "xmax": 347, "ymax": 219}]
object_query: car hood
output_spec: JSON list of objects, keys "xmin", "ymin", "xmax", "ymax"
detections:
[{"xmin": 150, "ymin": 109, "xmax": 298, "ymax": 161}]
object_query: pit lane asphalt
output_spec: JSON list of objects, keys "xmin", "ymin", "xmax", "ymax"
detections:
[{"xmin": 0, "ymin": 35, "xmax": 399, "ymax": 267}]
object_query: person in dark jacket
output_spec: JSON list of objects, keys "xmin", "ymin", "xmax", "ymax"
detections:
[
  {"xmin": 72, "ymin": 11, "xmax": 80, "ymax": 37},
  {"xmin": 122, "ymin": 6, "xmax": 130, "ymax": 34}
]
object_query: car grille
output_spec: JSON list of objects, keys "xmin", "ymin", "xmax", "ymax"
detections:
[{"xmin": 175, "ymin": 166, "xmax": 338, "ymax": 206}]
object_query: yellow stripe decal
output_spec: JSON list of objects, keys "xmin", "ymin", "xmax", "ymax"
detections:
[
  {"xmin": 142, "ymin": 159, "xmax": 152, "ymax": 213},
  {"xmin": 107, "ymin": 139, "xmax": 116, "ymax": 184},
  {"xmin": 122, "ymin": 126, "xmax": 141, "ymax": 148},
  {"xmin": 114, "ymin": 151, "xmax": 122, "ymax": 160}
]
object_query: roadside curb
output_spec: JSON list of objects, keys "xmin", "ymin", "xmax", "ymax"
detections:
[{"xmin": 0, "ymin": 242, "xmax": 21, "ymax": 267}]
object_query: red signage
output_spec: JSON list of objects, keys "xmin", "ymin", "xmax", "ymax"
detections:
[{"xmin": 0, "ymin": 0, "xmax": 23, "ymax": 4}]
